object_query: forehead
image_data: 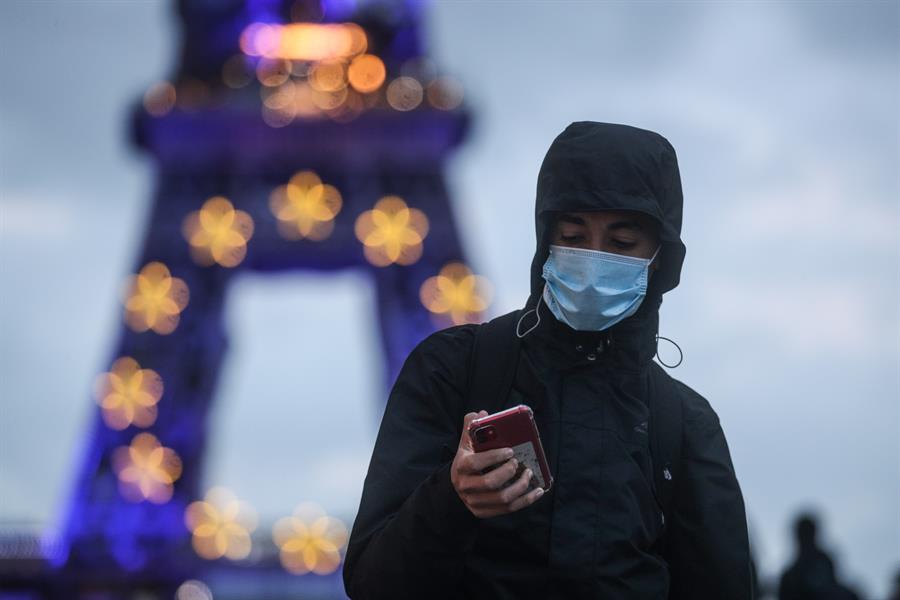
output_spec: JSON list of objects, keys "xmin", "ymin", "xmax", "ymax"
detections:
[{"xmin": 555, "ymin": 209, "xmax": 659, "ymax": 230}]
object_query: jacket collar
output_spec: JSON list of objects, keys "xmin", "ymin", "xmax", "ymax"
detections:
[{"xmin": 521, "ymin": 292, "xmax": 660, "ymax": 373}]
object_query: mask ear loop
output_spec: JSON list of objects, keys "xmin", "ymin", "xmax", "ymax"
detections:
[
  {"xmin": 516, "ymin": 294, "xmax": 543, "ymax": 338},
  {"xmin": 655, "ymin": 335, "xmax": 683, "ymax": 368}
]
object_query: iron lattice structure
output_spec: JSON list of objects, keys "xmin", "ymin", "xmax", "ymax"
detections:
[{"xmin": 44, "ymin": 0, "xmax": 477, "ymax": 596}]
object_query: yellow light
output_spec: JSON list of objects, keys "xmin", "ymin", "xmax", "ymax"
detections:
[
  {"xmin": 124, "ymin": 262, "xmax": 189, "ymax": 335},
  {"xmin": 93, "ymin": 357, "xmax": 163, "ymax": 430},
  {"xmin": 269, "ymin": 170, "xmax": 343, "ymax": 241},
  {"xmin": 309, "ymin": 59, "xmax": 347, "ymax": 92},
  {"xmin": 347, "ymin": 54, "xmax": 385, "ymax": 94},
  {"xmin": 273, "ymin": 503, "xmax": 348, "ymax": 575},
  {"xmin": 182, "ymin": 196, "xmax": 254, "ymax": 268},
  {"xmin": 310, "ymin": 86, "xmax": 348, "ymax": 111},
  {"xmin": 143, "ymin": 81, "xmax": 176, "ymax": 117},
  {"xmin": 426, "ymin": 76, "xmax": 464, "ymax": 111},
  {"xmin": 419, "ymin": 262, "xmax": 492, "ymax": 325},
  {"xmin": 112, "ymin": 433, "xmax": 182, "ymax": 504},
  {"xmin": 291, "ymin": 81, "xmax": 323, "ymax": 118},
  {"xmin": 256, "ymin": 57, "xmax": 293, "ymax": 87},
  {"xmin": 386, "ymin": 76, "xmax": 423, "ymax": 112},
  {"xmin": 354, "ymin": 196, "xmax": 429, "ymax": 267},
  {"xmin": 241, "ymin": 22, "xmax": 367, "ymax": 62},
  {"xmin": 185, "ymin": 487, "xmax": 258, "ymax": 561}
]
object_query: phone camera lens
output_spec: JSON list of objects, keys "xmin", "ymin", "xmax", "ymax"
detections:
[{"xmin": 474, "ymin": 426, "xmax": 497, "ymax": 444}]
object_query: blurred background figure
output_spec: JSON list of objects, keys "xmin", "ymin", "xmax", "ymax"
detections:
[
  {"xmin": 778, "ymin": 512, "xmax": 863, "ymax": 600},
  {"xmin": 888, "ymin": 568, "xmax": 900, "ymax": 600}
]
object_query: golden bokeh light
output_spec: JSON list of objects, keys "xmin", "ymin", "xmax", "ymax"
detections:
[
  {"xmin": 309, "ymin": 60, "xmax": 347, "ymax": 92},
  {"xmin": 256, "ymin": 58, "xmax": 293, "ymax": 88},
  {"xmin": 347, "ymin": 54, "xmax": 386, "ymax": 94},
  {"xmin": 182, "ymin": 196, "xmax": 254, "ymax": 268},
  {"xmin": 93, "ymin": 357, "xmax": 163, "ymax": 430},
  {"xmin": 185, "ymin": 487, "xmax": 258, "ymax": 561},
  {"xmin": 112, "ymin": 433, "xmax": 182, "ymax": 504},
  {"xmin": 420, "ymin": 262, "xmax": 492, "ymax": 325},
  {"xmin": 143, "ymin": 81, "xmax": 176, "ymax": 117},
  {"xmin": 241, "ymin": 22, "xmax": 367, "ymax": 62},
  {"xmin": 386, "ymin": 76, "xmax": 423, "ymax": 112},
  {"xmin": 354, "ymin": 196, "xmax": 429, "ymax": 267},
  {"xmin": 310, "ymin": 86, "xmax": 348, "ymax": 111},
  {"xmin": 124, "ymin": 262, "xmax": 189, "ymax": 335},
  {"xmin": 291, "ymin": 81, "xmax": 322, "ymax": 118},
  {"xmin": 273, "ymin": 503, "xmax": 348, "ymax": 575},
  {"xmin": 270, "ymin": 170, "xmax": 343, "ymax": 241}
]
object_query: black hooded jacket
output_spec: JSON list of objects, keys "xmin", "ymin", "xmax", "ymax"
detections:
[{"xmin": 343, "ymin": 122, "xmax": 753, "ymax": 599}]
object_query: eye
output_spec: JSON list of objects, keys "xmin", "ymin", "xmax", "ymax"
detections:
[
  {"xmin": 559, "ymin": 234, "xmax": 584, "ymax": 243},
  {"xmin": 612, "ymin": 239, "xmax": 637, "ymax": 250}
]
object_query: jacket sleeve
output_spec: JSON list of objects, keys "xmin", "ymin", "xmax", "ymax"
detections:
[
  {"xmin": 666, "ymin": 384, "xmax": 754, "ymax": 600},
  {"xmin": 342, "ymin": 326, "xmax": 481, "ymax": 599}
]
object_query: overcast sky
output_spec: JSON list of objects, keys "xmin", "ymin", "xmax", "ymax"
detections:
[{"xmin": 1, "ymin": 0, "xmax": 897, "ymax": 597}]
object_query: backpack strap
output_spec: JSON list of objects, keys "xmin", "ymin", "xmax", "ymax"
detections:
[
  {"xmin": 647, "ymin": 363, "xmax": 685, "ymax": 533},
  {"xmin": 465, "ymin": 310, "xmax": 524, "ymax": 415}
]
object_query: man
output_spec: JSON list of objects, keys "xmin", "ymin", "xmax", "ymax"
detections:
[
  {"xmin": 343, "ymin": 121, "xmax": 753, "ymax": 599},
  {"xmin": 779, "ymin": 513, "xmax": 860, "ymax": 600}
]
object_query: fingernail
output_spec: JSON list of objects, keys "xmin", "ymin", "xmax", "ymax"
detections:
[
  {"xmin": 535, "ymin": 488, "xmax": 544, "ymax": 498},
  {"xmin": 505, "ymin": 449, "xmax": 514, "ymax": 458},
  {"xmin": 526, "ymin": 469, "xmax": 532, "ymax": 479},
  {"xmin": 511, "ymin": 459, "xmax": 518, "ymax": 469}
]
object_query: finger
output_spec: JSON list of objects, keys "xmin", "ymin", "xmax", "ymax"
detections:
[
  {"xmin": 458, "ymin": 457, "xmax": 517, "ymax": 493},
  {"xmin": 465, "ymin": 448, "xmax": 515, "ymax": 473},
  {"xmin": 506, "ymin": 484, "xmax": 545, "ymax": 513},
  {"xmin": 465, "ymin": 468, "xmax": 533, "ymax": 507},
  {"xmin": 459, "ymin": 411, "xmax": 486, "ymax": 451},
  {"xmin": 480, "ymin": 458, "xmax": 520, "ymax": 491}
]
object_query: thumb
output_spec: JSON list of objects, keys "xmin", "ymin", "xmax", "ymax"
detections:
[{"xmin": 460, "ymin": 410, "xmax": 488, "ymax": 451}]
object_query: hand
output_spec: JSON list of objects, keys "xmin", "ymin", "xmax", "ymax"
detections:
[{"xmin": 450, "ymin": 411, "xmax": 545, "ymax": 518}]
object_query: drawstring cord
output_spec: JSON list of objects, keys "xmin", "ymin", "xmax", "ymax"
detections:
[
  {"xmin": 517, "ymin": 291, "xmax": 682, "ymax": 369},
  {"xmin": 655, "ymin": 335, "xmax": 683, "ymax": 368},
  {"xmin": 516, "ymin": 294, "xmax": 543, "ymax": 338}
]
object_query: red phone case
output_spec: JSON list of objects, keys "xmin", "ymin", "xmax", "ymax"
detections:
[{"xmin": 468, "ymin": 405, "xmax": 553, "ymax": 492}]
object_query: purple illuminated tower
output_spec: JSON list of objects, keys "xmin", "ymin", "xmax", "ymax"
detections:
[{"xmin": 50, "ymin": 0, "xmax": 475, "ymax": 596}]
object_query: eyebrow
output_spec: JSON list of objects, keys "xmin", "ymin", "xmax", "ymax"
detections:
[
  {"xmin": 556, "ymin": 214, "xmax": 643, "ymax": 231},
  {"xmin": 607, "ymin": 220, "xmax": 643, "ymax": 232},
  {"xmin": 557, "ymin": 214, "xmax": 586, "ymax": 226}
]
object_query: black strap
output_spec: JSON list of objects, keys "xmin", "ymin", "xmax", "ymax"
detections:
[
  {"xmin": 647, "ymin": 362, "xmax": 684, "ymax": 531},
  {"xmin": 465, "ymin": 310, "xmax": 523, "ymax": 415}
]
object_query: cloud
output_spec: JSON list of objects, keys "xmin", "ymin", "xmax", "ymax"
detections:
[{"xmin": 0, "ymin": 194, "xmax": 78, "ymax": 240}]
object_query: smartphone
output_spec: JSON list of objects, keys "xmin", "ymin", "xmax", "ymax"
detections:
[{"xmin": 468, "ymin": 405, "xmax": 553, "ymax": 492}]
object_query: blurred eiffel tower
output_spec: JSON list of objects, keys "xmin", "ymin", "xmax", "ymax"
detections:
[{"xmin": 4, "ymin": 1, "xmax": 481, "ymax": 597}]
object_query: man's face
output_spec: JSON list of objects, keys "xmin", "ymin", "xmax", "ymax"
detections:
[{"xmin": 551, "ymin": 209, "xmax": 661, "ymax": 269}]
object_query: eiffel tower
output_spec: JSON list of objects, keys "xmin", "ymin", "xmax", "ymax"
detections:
[{"xmin": 50, "ymin": 0, "xmax": 478, "ymax": 596}]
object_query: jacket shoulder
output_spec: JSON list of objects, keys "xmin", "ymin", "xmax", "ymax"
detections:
[
  {"xmin": 396, "ymin": 324, "xmax": 479, "ymax": 393},
  {"xmin": 653, "ymin": 366, "xmax": 721, "ymax": 430},
  {"xmin": 411, "ymin": 323, "xmax": 479, "ymax": 363}
]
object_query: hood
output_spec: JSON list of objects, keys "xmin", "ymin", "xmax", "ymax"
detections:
[{"xmin": 527, "ymin": 121, "xmax": 687, "ymax": 315}]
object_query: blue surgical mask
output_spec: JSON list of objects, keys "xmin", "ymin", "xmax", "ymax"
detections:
[{"xmin": 541, "ymin": 244, "xmax": 660, "ymax": 332}]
